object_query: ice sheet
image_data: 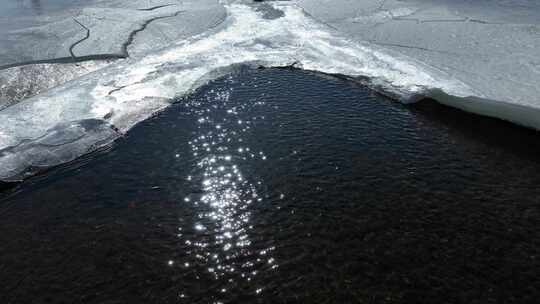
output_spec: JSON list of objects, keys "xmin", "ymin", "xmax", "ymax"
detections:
[{"xmin": 1, "ymin": 1, "xmax": 539, "ymax": 181}]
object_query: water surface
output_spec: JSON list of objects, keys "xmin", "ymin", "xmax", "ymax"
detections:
[{"xmin": 0, "ymin": 68, "xmax": 539, "ymax": 303}]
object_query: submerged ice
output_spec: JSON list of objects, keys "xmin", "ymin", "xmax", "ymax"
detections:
[{"xmin": 0, "ymin": 1, "xmax": 539, "ymax": 181}]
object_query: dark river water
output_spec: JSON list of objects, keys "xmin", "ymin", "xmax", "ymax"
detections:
[{"xmin": 0, "ymin": 67, "xmax": 539, "ymax": 303}]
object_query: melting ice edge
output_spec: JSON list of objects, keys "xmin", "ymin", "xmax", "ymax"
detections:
[{"xmin": 1, "ymin": 3, "xmax": 539, "ymax": 182}]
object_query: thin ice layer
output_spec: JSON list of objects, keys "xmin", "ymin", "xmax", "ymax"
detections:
[{"xmin": 0, "ymin": 119, "xmax": 118, "ymax": 181}]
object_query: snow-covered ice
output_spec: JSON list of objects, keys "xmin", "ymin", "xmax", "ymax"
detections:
[
  {"xmin": 1, "ymin": 0, "xmax": 539, "ymax": 181},
  {"xmin": 298, "ymin": 0, "xmax": 540, "ymax": 119}
]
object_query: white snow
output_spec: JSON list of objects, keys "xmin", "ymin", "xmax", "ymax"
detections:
[{"xmin": 0, "ymin": 1, "xmax": 539, "ymax": 181}]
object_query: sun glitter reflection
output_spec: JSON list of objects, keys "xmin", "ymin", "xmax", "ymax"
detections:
[{"xmin": 174, "ymin": 79, "xmax": 276, "ymax": 299}]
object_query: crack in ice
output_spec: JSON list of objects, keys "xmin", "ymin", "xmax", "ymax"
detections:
[{"xmin": 0, "ymin": 2, "xmax": 516, "ymax": 181}]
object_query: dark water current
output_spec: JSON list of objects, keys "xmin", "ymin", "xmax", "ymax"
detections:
[{"xmin": 0, "ymin": 67, "xmax": 539, "ymax": 303}]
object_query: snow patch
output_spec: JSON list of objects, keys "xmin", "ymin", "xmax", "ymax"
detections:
[{"xmin": 0, "ymin": 2, "xmax": 534, "ymax": 181}]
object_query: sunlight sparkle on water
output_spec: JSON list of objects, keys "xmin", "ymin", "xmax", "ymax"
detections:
[{"xmin": 173, "ymin": 86, "xmax": 276, "ymax": 299}]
